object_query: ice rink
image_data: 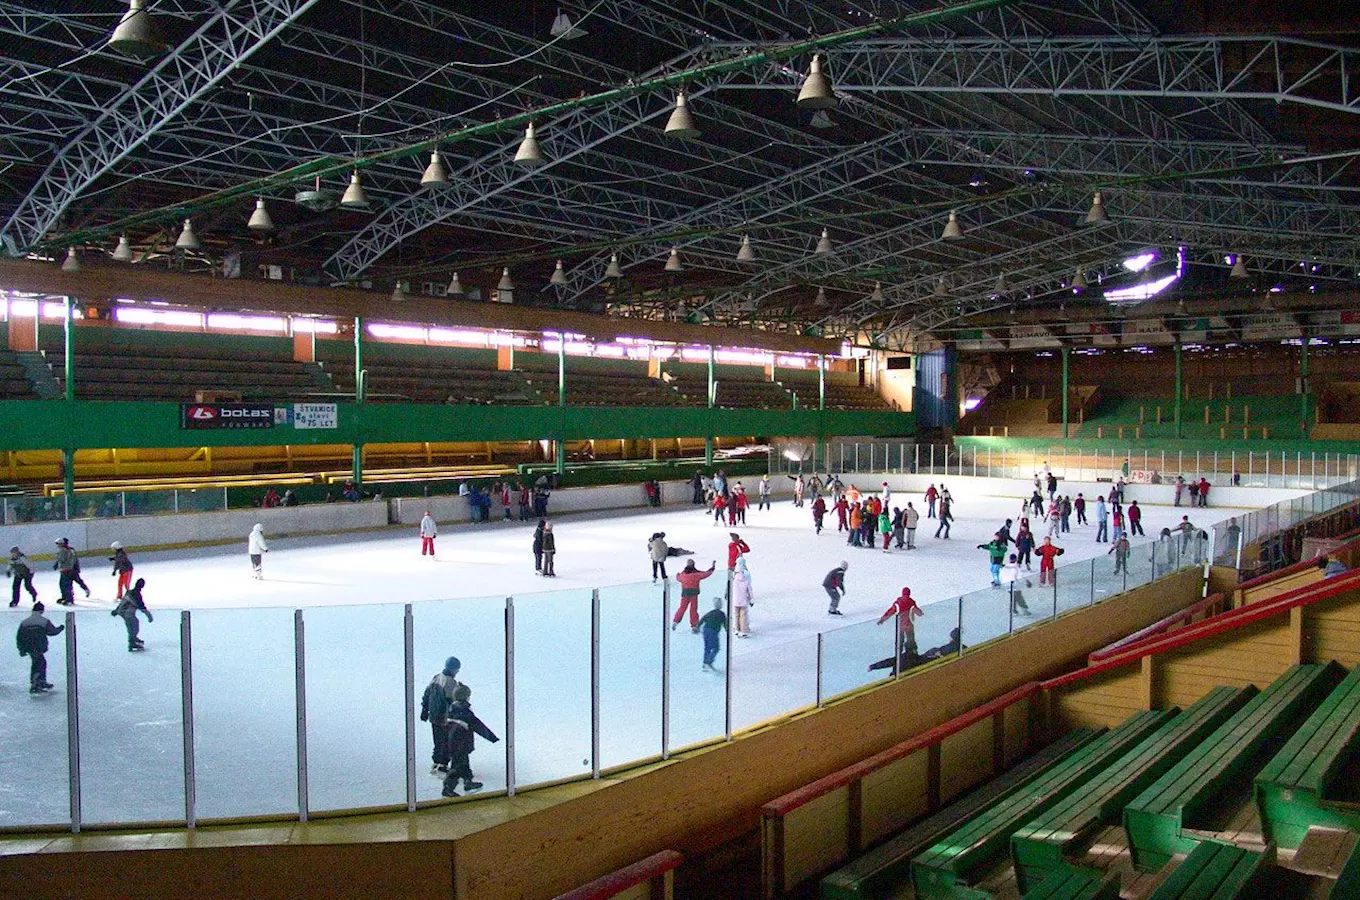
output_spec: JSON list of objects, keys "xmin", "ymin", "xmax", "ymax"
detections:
[{"xmin": 0, "ymin": 482, "xmax": 1247, "ymax": 828}]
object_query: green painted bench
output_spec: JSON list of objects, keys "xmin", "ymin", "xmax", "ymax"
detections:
[
  {"xmin": 1021, "ymin": 865, "xmax": 1119, "ymax": 900},
  {"xmin": 1333, "ymin": 835, "xmax": 1360, "ymax": 899},
  {"xmin": 1124, "ymin": 663, "xmax": 1344, "ymax": 871},
  {"xmin": 1255, "ymin": 666, "xmax": 1360, "ymax": 848},
  {"xmin": 1145, "ymin": 839, "xmax": 1268, "ymax": 899},
  {"xmin": 1012, "ymin": 687, "xmax": 1254, "ymax": 890},
  {"xmin": 912, "ymin": 709, "xmax": 1175, "ymax": 899},
  {"xmin": 818, "ymin": 729, "xmax": 1101, "ymax": 900}
]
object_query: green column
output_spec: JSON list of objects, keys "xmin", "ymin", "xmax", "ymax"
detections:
[
  {"xmin": 1301, "ymin": 337, "xmax": 1311, "ymax": 437},
  {"xmin": 63, "ymin": 297, "xmax": 75, "ymax": 514},
  {"xmin": 817, "ymin": 355, "xmax": 827, "ymax": 470},
  {"xmin": 1060, "ymin": 346, "xmax": 1070, "ymax": 439},
  {"xmin": 1174, "ymin": 342, "xmax": 1183, "ymax": 440},
  {"xmin": 556, "ymin": 338, "xmax": 566, "ymax": 475},
  {"xmin": 705, "ymin": 345, "xmax": 715, "ymax": 466},
  {"xmin": 352, "ymin": 316, "xmax": 363, "ymax": 485}
]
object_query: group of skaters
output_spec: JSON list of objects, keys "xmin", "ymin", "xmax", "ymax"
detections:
[
  {"xmin": 10, "ymin": 538, "xmax": 154, "ymax": 694},
  {"xmin": 460, "ymin": 477, "xmax": 555, "ymax": 523},
  {"xmin": 419, "ymin": 655, "xmax": 498, "ymax": 798}
]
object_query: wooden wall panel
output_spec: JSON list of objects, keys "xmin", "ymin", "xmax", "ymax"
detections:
[
  {"xmin": 1304, "ymin": 591, "xmax": 1360, "ymax": 668},
  {"xmin": 939, "ymin": 718, "xmax": 994, "ymax": 804},
  {"xmin": 1158, "ymin": 619, "xmax": 1292, "ymax": 708},
  {"xmin": 1242, "ymin": 568, "xmax": 1322, "ymax": 606},
  {"xmin": 1003, "ymin": 695, "xmax": 1035, "ymax": 765},
  {"xmin": 859, "ymin": 750, "xmax": 929, "ymax": 847},
  {"xmin": 781, "ymin": 789, "xmax": 850, "ymax": 890},
  {"xmin": 1052, "ymin": 664, "xmax": 1145, "ymax": 730}
]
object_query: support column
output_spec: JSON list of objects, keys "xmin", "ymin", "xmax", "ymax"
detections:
[
  {"xmin": 1301, "ymin": 337, "xmax": 1311, "ymax": 438},
  {"xmin": 1060, "ymin": 346, "xmax": 1070, "ymax": 440},
  {"xmin": 817, "ymin": 355, "xmax": 827, "ymax": 470},
  {"xmin": 556, "ymin": 338, "xmax": 566, "ymax": 475},
  {"xmin": 705, "ymin": 345, "xmax": 715, "ymax": 467},
  {"xmin": 63, "ymin": 297, "xmax": 75, "ymax": 512},
  {"xmin": 1173, "ymin": 342, "xmax": 1183, "ymax": 440},
  {"xmin": 352, "ymin": 316, "xmax": 363, "ymax": 485}
]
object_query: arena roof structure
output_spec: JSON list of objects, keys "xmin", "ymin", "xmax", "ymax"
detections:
[{"xmin": 3, "ymin": 0, "xmax": 1360, "ymax": 349}]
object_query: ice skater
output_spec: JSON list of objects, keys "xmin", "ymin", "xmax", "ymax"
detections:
[
  {"xmin": 731, "ymin": 558, "xmax": 753, "ymax": 637},
  {"xmin": 110, "ymin": 577, "xmax": 152, "ymax": 651},
  {"xmin": 903, "ymin": 503, "xmax": 919, "ymax": 549},
  {"xmin": 1037, "ymin": 536, "xmax": 1065, "ymax": 585},
  {"xmin": 757, "ymin": 474, "xmax": 771, "ymax": 511},
  {"xmin": 420, "ymin": 510, "xmax": 437, "ymax": 557},
  {"xmin": 934, "ymin": 495, "xmax": 953, "ymax": 539},
  {"xmin": 712, "ymin": 491, "xmax": 729, "ymax": 526},
  {"xmin": 924, "ymin": 484, "xmax": 938, "ymax": 518},
  {"xmin": 540, "ymin": 522, "xmax": 557, "ymax": 576},
  {"xmin": 52, "ymin": 538, "xmax": 80, "ymax": 605},
  {"xmin": 834, "ymin": 493, "xmax": 849, "ymax": 533},
  {"xmin": 698, "ymin": 597, "xmax": 728, "ymax": 672},
  {"xmin": 7, "ymin": 546, "xmax": 37, "ymax": 607},
  {"xmin": 1178, "ymin": 516, "xmax": 1197, "ymax": 552},
  {"xmin": 440, "ymin": 684, "xmax": 499, "ymax": 798},
  {"xmin": 879, "ymin": 506, "xmax": 892, "ymax": 551},
  {"xmin": 420, "ymin": 656, "xmax": 462, "ymax": 774},
  {"xmin": 1002, "ymin": 554, "xmax": 1031, "ymax": 616},
  {"xmin": 732, "ymin": 485, "xmax": 748, "ymax": 525},
  {"xmin": 1109, "ymin": 534, "xmax": 1130, "ymax": 574},
  {"xmin": 247, "ymin": 523, "xmax": 268, "ymax": 579},
  {"xmin": 978, "ymin": 536, "xmax": 1007, "ymax": 587},
  {"xmin": 1015, "ymin": 523, "xmax": 1035, "ymax": 571},
  {"xmin": 1094, "ymin": 496, "xmax": 1108, "ymax": 543},
  {"xmin": 1127, "ymin": 500, "xmax": 1144, "ymax": 537},
  {"xmin": 811, "ymin": 494, "xmax": 826, "ymax": 534},
  {"xmin": 672, "ymin": 559, "xmax": 715, "ymax": 632},
  {"xmin": 109, "ymin": 542, "xmax": 134, "ymax": 599},
  {"xmin": 16, "ymin": 601, "xmax": 63, "ymax": 694},
  {"xmin": 1074, "ymin": 493, "xmax": 1087, "ymax": 525},
  {"xmin": 823, "ymin": 560, "xmax": 848, "ymax": 615},
  {"xmin": 532, "ymin": 520, "xmax": 545, "ymax": 572},
  {"xmin": 727, "ymin": 533, "xmax": 750, "ymax": 570},
  {"xmin": 648, "ymin": 532, "xmax": 669, "ymax": 582},
  {"xmin": 870, "ymin": 587, "xmax": 922, "ymax": 671}
]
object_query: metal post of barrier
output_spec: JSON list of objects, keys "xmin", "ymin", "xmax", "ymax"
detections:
[
  {"xmin": 815, "ymin": 633, "xmax": 824, "ymax": 706},
  {"xmin": 404, "ymin": 604, "xmax": 416, "ymax": 812},
  {"xmin": 591, "ymin": 588, "xmax": 602, "ymax": 776},
  {"xmin": 181, "ymin": 611, "xmax": 196, "ymax": 828},
  {"xmin": 661, "ymin": 580, "xmax": 671, "ymax": 760},
  {"xmin": 956, "ymin": 597, "xmax": 964, "ymax": 659},
  {"xmin": 724, "ymin": 589, "xmax": 733, "ymax": 742},
  {"xmin": 930, "ymin": 444, "xmax": 935, "ymax": 473},
  {"xmin": 1007, "ymin": 583, "xmax": 1014, "ymax": 634},
  {"xmin": 66, "ymin": 612, "xmax": 81, "ymax": 834},
  {"xmin": 505, "ymin": 595, "xmax": 516, "ymax": 796},
  {"xmin": 294, "ymin": 610, "xmax": 308, "ymax": 822}
]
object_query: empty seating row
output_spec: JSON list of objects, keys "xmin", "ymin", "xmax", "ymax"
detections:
[
  {"xmin": 0, "ymin": 349, "xmax": 37, "ymax": 399},
  {"xmin": 323, "ymin": 360, "xmax": 541, "ymax": 405},
  {"xmin": 528, "ymin": 371, "xmax": 692, "ymax": 408}
]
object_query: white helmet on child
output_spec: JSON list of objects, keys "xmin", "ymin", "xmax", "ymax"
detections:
[{"xmin": 110, "ymin": 541, "xmax": 122, "ymax": 550}]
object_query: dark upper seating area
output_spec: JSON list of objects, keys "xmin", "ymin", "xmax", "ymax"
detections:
[
  {"xmin": 320, "ymin": 356, "xmax": 541, "ymax": 405},
  {"xmin": 663, "ymin": 365, "xmax": 792, "ymax": 409},
  {"xmin": 525, "ymin": 370, "xmax": 694, "ymax": 407},
  {"xmin": 0, "ymin": 350, "xmax": 37, "ymax": 399},
  {"xmin": 778, "ymin": 371, "xmax": 895, "ymax": 411}
]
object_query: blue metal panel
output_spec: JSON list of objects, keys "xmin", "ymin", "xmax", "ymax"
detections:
[{"xmin": 913, "ymin": 348, "xmax": 957, "ymax": 428}]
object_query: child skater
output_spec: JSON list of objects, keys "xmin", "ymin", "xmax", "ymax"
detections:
[
  {"xmin": 109, "ymin": 542, "xmax": 134, "ymax": 599},
  {"xmin": 441, "ymin": 684, "xmax": 499, "ymax": 798}
]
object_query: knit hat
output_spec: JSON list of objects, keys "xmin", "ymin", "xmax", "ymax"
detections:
[
  {"xmin": 899, "ymin": 587, "xmax": 912, "ymax": 599},
  {"xmin": 444, "ymin": 656, "xmax": 461, "ymax": 675},
  {"xmin": 33, "ymin": 601, "xmax": 44, "ymax": 612},
  {"xmin": 840, "ymin": 560, "xmax": 848, "ymax": 570}
]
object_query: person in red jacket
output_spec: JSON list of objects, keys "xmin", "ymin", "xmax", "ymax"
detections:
[
  {"xmin": 1197, "ymin": 477, "xmax": 1210, "ymax": 507},
  {"xmin": 811, "ymin": 495, "xmax": 827, "ymax": 534},
  {"xmin": 834, "ymin": 494, "xmax": 849, "ymax": 532},
  {"xmin": 1127, "ymin": 500, "xmax": 1144, "ymax": 536},
  {"xmin": 876, "ymin": 587, "xmax": 923, "ymax": 657},
  {"xmin": 672, "ymin": 559, "xmax": 716, "ymax": 632},
  {"xmin": 732, "ymin": 485, "xmax": 749, "ymax": 525},
  {"xmin": 1036, "ymin": 536, "xmax": 1065, "ymax": 585},
  {"xmin": 727, "ymin": 533, "xmax": 750, "ymax": 569},
  {"xmin": 711, "ymin": 491, "xmax": 728, "ymax": 526},
  {"xmin": 924, "ymin": 484, "xmax": 939, "ymax": 518}
]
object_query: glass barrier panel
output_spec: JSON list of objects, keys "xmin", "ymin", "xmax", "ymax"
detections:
[
  {"xmin": 122, "ymin": 490, "xmax": 176, "ymax": 517},
  {"xmin": 905, "ymin": 597, "xmax": 963, "ymax": 670},
  {"xmin": 960, "ymin": 585, "xmax": 1009, "ymax": 648},
  {"xmin": 191, "ymin": 606, "xmax": 296, "ymax": 821},
  {"xmin": 0, "ymin": 608, "xmax": 70, "ymax": 828},
  {"xmin": 76, "ymin": 608, "xmax": 183, "ymax": 825},
  {"xmin": 599, "ymin": 582, "xmax": 663, "ymax": 770},
  {"xmin": 413, "ymin": 595, "xmax": 506, "ymax": 802},
  {"xmin": 175, "ymin": 488, "xmax": 227, "ymax": 514},
  {"xmin": 512, "ymin": 587, "xmax": 593, "ymax": 787},
  {"xmin": 304, "ymin": 603, "xmax": 406, "ymax": 812},
  {"xmin": 818, "ymin": 613, "xmax": 896, "ymax": 700},
  {"xmin": 666, "ymin": 584, "xmax": 728, "ymax": 751},
  {"xmin": 730, "ymin": 632, "xmax": 816, "ymax": 732},
  {"xmin": 1123, "ymin": 540, "xmax": 1156, "ymax": 593},
  {"xmin": 1054, "ymin": 557, "xmax": 1094, "ymax": 616},
  {"xmin": 67, "ymin": 491, "xmax": 120, "ymax": 520}
]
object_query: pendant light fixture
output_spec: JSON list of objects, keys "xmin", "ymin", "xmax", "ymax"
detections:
[
  {"xmin": 514, "ymin": 122, "xmax": 545, "ymax": 167},
  {"xmin": 447, "ymin": 272, "xmax": 464, "ymax": 296},
  {"xmin": 549, "ymin": 8, "xmax": 587, "ymax": 40},
  {"xmin": 796, "ymin": 54, "xmax": 836, "ymax": 110},
  {"xmin": 870, "ymin": 282, "xmax": 885, "ymax": 303},
  {"xmin": 498, "ymin": 268, "xmax": 515, "ymax": 291},
  {"xmin": 1230, "ymin": 255, "xmax": 1249, "ymax": 279},
  {"xmin": 550, "ymin": 259, "xmax": 568, "ymax": 285},
  {"xmin": 247, "ymin": 198, "xmax": 275, "ymax": 232},
  {"xmin": 175, "ymin": 218, "xmax": 201, "ymax": 251},
  {"xmin": 814, "ymin": 286, "xmax": 828, "ymax": 307},
  {"xmin": 340, "ymin": 171, "xmax": 370, "ymax": 210},
  {"xmin": 108, "ymin": 0, "xmax": 165, "ymax": 59},
  {"xmin": 390, "ymin": 279, "xmax": 411, "ymax": 302},
  {"xmin": 420, "ymin": 151, "xmax": 448, "ymax": 188},
  {"xmin": 1084, "ymin": 191, "xmax": 1110, "ymax": 226},
  {"xmin": 814, "ymin": 228, "xmax": 835, "ymax": 256},
  {"xmin": 994, "ymin": 273, "xmax": 1010, "ymax": 295},
  {"xmin": 664, "ymin": 247, "xmax": 683, "ymax": 273},
  {"xmin": 664, "ymin": 91, "xmax": 700, "ymax": 140},
  {"xmin": 1070, "ymin": 268, "xmax": 1088, "ymax": 291},
  {"xmin": 604, "ymin": 252, "xmax": 623, "ymax": 278},
  {"xmin": 941, "ymin": 209, "xmax": 963, "ymax": 240},
  {"xmin": 111, "ymin": 235, "xmax": 134, "ymax": 263},
  {"xmin": 736, "ymin": 234, "xmax": 756, "ymax": 263},
  {"xmin": 61, "ymin": 247, "xmax": 81, "ymax": 273}
]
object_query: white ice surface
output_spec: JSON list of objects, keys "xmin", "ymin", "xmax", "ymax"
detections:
[{"xmin": 0, "ymin": 485, "xmax": 1247, "ymax": 826}]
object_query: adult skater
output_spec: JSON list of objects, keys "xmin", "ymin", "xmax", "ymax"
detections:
[
  {"xmin": 1002, "ymin": 554, "xmax": 1031, "ymax": 617},
  {"xmin": 791, "ymin": 473, "xmax": 805, "ymax": 507},
  {"xmin": 879, "ymin": 482, "xmax": 892, "ymax": 507},
  {"xmin": 420, "ymin": 656, "xmax": 463, "ymax": 774},
  {"xmin": 109, "ymin": 542, "xmax": 134, "ymax": 599},
  {"xmin": 672, "ymin": 559, "xmax": 716, "ymax": 632},
  {"xmin": 1029, "ymin": 488, "xmax": 1044, "ymax": 517},
  {"xmin": 1174, "ymin": 475, "xmax": 1185, "ymax": 506},
  {"xmin": 1060, "ymin": 496, "xmax": 1072, "ymax": 533},
  {"xmin": 518, "ymin": 483, "xmax": 532, "ymax": 521},
  {"xmin": 648, "ymin": 532, "xmax": 669, "ymax": 582},
  {"xmin": 823, "ymin": 560, "xmax": 848, "ymax": 615},
  {"xmin": 1177, "ymin": 516, "xmax": 1197, "ymax": 552},
  {"xmin": 7, "ymin": 546, "xmax": 37, "ymax": 608},
  {"xmin": 732, "ymin": 484, "xmax": 749, "ymax": 525},
  {"xmin": 691, "ymin": 471, "xmax": 704, "ymax": 505},
  {"xmin": 111, "ymin": 577, "xmax": 152, "ymax": 651},
  {"xmin": 532, "ymin": 520, "xmax": 545, "ymax": 572},
  {"xmin": 1037, "ymin": 536, "xmax": 1065, "ymax": 585},
  {"xmin": 731, "ymin": 557, "xmax": 753, "ymax": 637},
  {"xmin": 440, "ymin": 684, "xmax": 498, "ymax": 798},
  {"xmin": 420, "ymin": 510, "xmax": 437, "ymax": 558},
  {"xmin": 811, "ymin": 494, "xmax": 827, "ymax": 534},
  {"xmin": 52, "ymin": 537, "xmax": 79, "ymax": 605},
  {"xmin": 1198, "ymin": 477, "xmax": 1210, "ymax": 507},
  {"xmin": 996, "ymin": 518, "xmax": 1016, "ymax": 548},
  {"xmin": 924, "ymin": 484, "xmax": 938, "ymax": 518},
  {"xmin": 934, "ymin": 494, "xmax": 953, "ymax": 539},
  {"xmin": 540, "ymin": 522, "xmax": 557, "ymax": 576},
  {"xmin": 757, "ymin": 474, "xmax": 772, "ymax": 511},
  {"xmin": 726, "ymin": 533, "xmax": 749, "ymax": 570},
  {"xmin": 1127, "ymin": 500, "xmax": 1144, "ymax": 537},
  {"xmin": 1187, "ymin": 479, "xmax": 1199, "ymax": 507},
  {"xmin": 17, "ymin": 602, "xmax": 64, "ymax": 693},
  {"xmin": 903, "ymin": 502, "xmax": 919, "ymax": 549},
  {"xmin": 1015, "ymin": 522, "xmax": 1035, "ymax": 571},
  {"xmin": 875, "ymin": 587, "xmax": 923, "ymax": 665},
  {"xmin": 1094, "ymin": 496, "xmax": 1108, "ymax": 543},
  {"xmin": 698, "ymin": 598, "xmax": 728, "ymax": 672},
  {"xmin": 1046, "ymin": 472, "xmax": 1058, "ymax": 501},
  {"xmin": 834, "ymin": 493, "xmax": 849, "ymax": 533},
  {"xmin": 247, "ymin": 523, "xmax": 268, "ymax": 580},
  {"xmin": 978, "ymin": 536, "xmax": 1007, "ymax": 587},
  {"xmin": 1074, "ymin": 493, "xmax": 1087, "ymax": 525}
]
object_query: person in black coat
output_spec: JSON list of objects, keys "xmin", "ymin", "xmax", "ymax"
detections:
[
  {"xmin": 441, "ymin": 684, "xmax": 499, "ymax": 797},
  {"xmin": 111, "ymin": 578, "xmax": 153, "ymax": 651},
  {"xmin": 691, "ymin": 471, "xmax": 704, "ymax": 505},
  {"xmin": 532, "ymin": 520, "xmax": 545, "ymax": 572},
  {"xmin": 16, "ymin": 602, "xmax": 64, "ymax": 693}
]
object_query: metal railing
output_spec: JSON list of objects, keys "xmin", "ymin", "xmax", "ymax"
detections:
[{"xmin": 2, "ymin": 488, "xmax": 229, "ymax": 524}]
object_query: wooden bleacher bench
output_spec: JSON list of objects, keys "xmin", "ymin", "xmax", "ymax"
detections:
[
  {"xmin": 911, "ymin": 709, "xmax": 1175, "ymax": 898},
  {"xmin": 1333, "ymin": 832, "xmax": 1360, "ymax": 898},
  {"xmin": 1123, "ymin": 663, "xmax": 1345, "ymax": 871},
  {"xmin": 1021, "ymin": 864, "xmax": 1119, "ymax": 900},
  {"xmin": 1011, "ymin": 686, "xmax": 1254, "ymax": 890},
  {"xmin": 1144, "ymin": 839, "xmax": 1269, "ymax": 899},
  {"xmin": 818, "ymin": 729, "xmax": 1101, "ymax": 900},
  {"xmin": 1255, "ymin": 666, "xmax": 1360, "ymax": 848}
]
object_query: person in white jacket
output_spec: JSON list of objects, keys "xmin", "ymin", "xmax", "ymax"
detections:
[
  {"xmin": 731, "ymin": 557, "xmax": 754, "ymax": 637},
  {"xmin": 420, "ymin": 511, "xmax": 437, "ymax": 558},
  {"xmin": 247, "ymin": 523, "xmax": 268, "ymax": 580}
]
